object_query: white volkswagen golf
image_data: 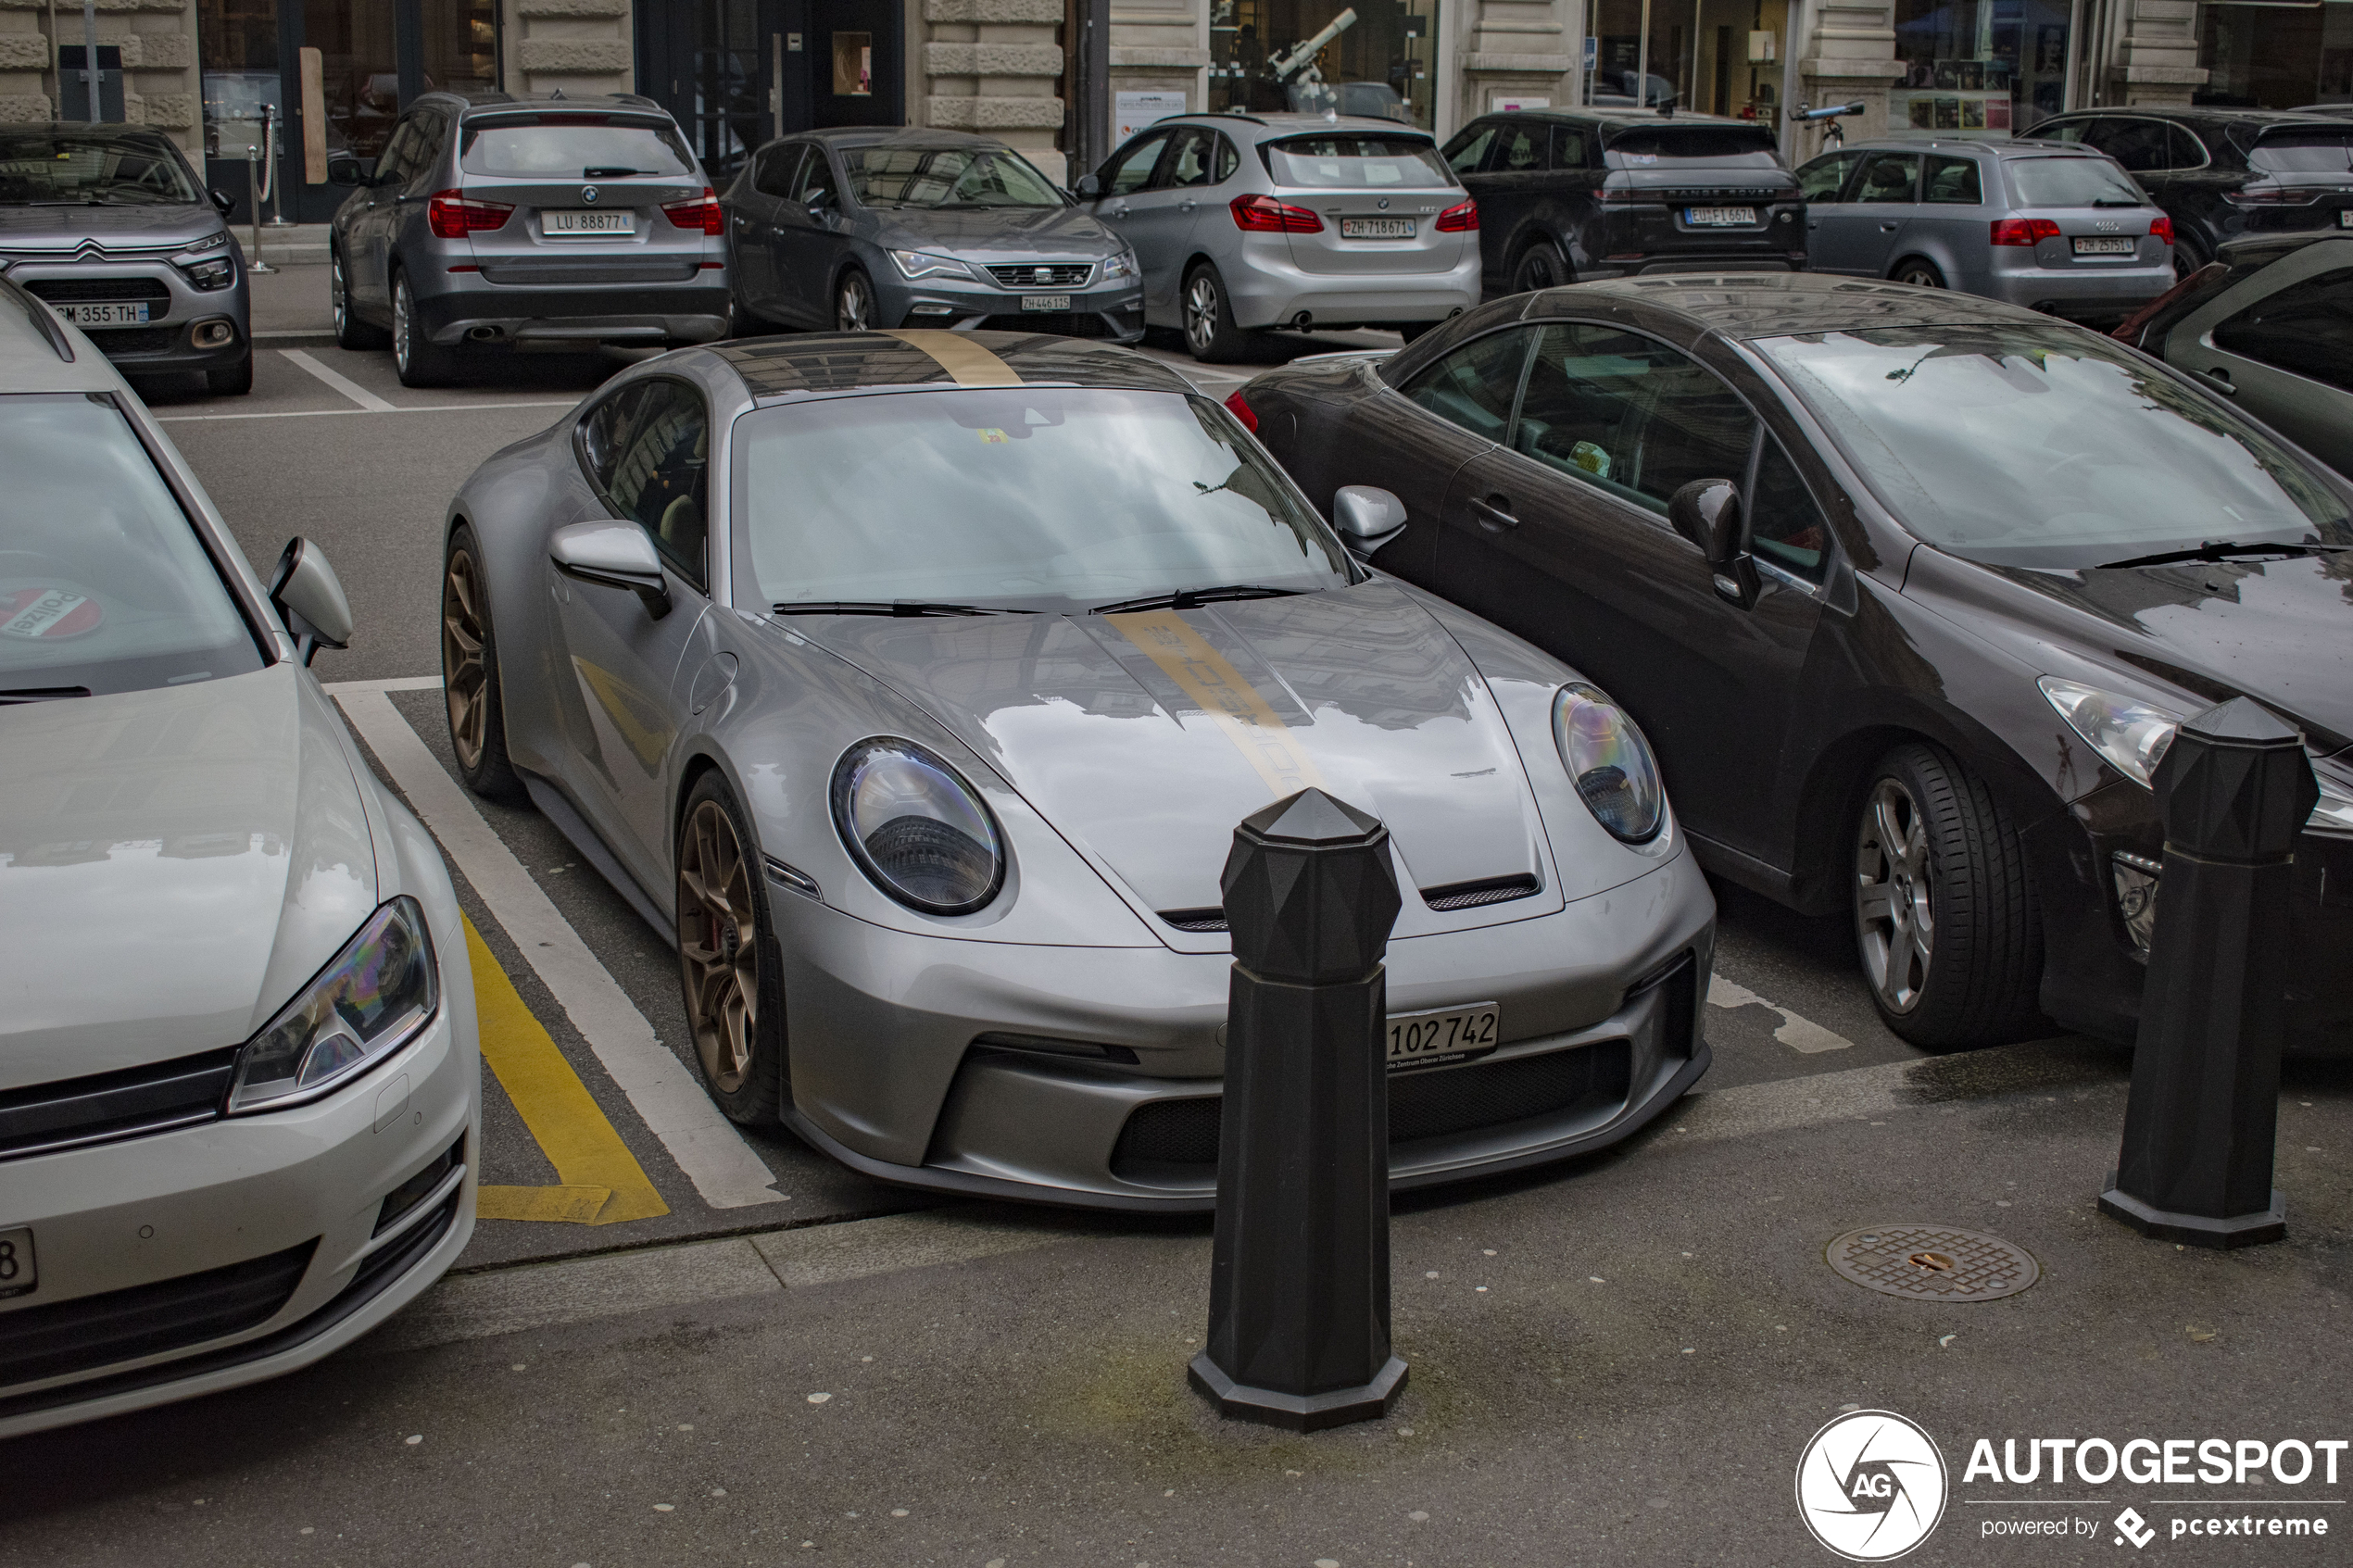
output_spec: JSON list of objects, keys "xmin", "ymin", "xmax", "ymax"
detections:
[{"xmin": 0, "ymin": 278, "xmax": 479, "ymax": 1437}]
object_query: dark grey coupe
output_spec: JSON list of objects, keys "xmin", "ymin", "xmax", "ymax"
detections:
[
  {"xmin": 0, "ymin": 125, "xmax": 250, "ymax": 394},
  {"xmin": 722, "ymin": 129, "xmax": 1142, "ymax": 341}
]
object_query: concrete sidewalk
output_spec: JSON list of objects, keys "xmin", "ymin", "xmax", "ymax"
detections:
[{"xmin": 7, "ymin": 1039, "xmax": 2347, "ymax": 1567}]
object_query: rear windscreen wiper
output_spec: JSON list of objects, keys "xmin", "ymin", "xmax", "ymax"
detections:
[
  {"xmin": 2091, "ymin": 197, "xmax": 2145, "ymax": 207},
  {"xmin": 771, "ymin": 600, "xmax": 1029, "ymax": 617},
  {"xmin": 2098, "ymin": 540, "xmax": 2347, "ymax": 569},
  {"xmin": 1089, "ymin": 583, "xmax": 1304, "ymax": 615},
  {"xmin": 582, "ymin": 167, "xmax": 649, "ymax": 178}
]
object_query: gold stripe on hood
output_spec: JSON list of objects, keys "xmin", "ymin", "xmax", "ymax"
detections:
[
  {"xmin": 1106, "ymin": 609, "xmax": 1328, "ymax": 797},
  {"xmin": 881, "ymin": 329, "xmax": 1024, "ymax": 386}
]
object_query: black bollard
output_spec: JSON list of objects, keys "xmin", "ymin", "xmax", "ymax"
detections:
[
  {"xmin": 2099, "ymin": 696, "xmax": 2318, "ymax": 1249},
  {"xmin": 1189, "ymin": 788, "xmax": 1406, "ymax": 1431}
]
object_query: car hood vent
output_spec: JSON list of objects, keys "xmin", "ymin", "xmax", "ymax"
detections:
[
  {"xmin": 1157, "ymin": 907, "xmax": 1228, "ymax": 933},
  {"xmin": 1420, "ymin": 873, "xmax": 1541, "ymax": 911}
]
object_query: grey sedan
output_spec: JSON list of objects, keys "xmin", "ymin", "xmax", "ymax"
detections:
[
  {"xmin": 0, "ymin": 125, "xmax": 251, "ymax": 394},
  {"xmin": 1798, "ymin": 137, "xmax": 2173, "ymax": 325},
  {"xmin": 723, "ymin": 129, "xmax": 1141, "ymax": 340},
  {"xmin": 438, "ymin": 330, "xmax": 1714, "ymax": 1210}
]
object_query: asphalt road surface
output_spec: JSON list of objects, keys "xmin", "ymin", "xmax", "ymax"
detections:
[{"xmin": 116, "ymin": 267, "xmax": 2055, "ymax": 1275}]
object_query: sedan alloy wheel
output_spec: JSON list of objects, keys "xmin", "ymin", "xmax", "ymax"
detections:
[
  {"xmin": 836, "ymin": 270, "xmax": 875, "ymax": 332},
  {"xmin": 441, "ymin": 548, "xmax": 490, "ymax": 773},
  {"xmin": 1855, "ymin": 776, "xmax": 1934, "ymax": 1013}
]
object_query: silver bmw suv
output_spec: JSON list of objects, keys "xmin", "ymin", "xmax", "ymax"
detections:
[
  {"xmin": 1075, "ymin": 112, "xmax": 1480, "ymax": 362},
  {"xmin": 327, "ymin": 92, "xmax": 728, "ymax": 386}
]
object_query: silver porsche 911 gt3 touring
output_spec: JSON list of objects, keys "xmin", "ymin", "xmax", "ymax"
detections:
[{"xmin": 441, "ymin": 328, "xmax": 1715, "ymax": 1209}]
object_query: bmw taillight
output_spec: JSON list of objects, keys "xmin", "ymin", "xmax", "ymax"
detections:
[
  {"xmin": 426, "ymin": 189, "xmax": 513, "ymax": 239},
  {"xmin": 1435, "ymin": 198, "xmax": 1479, "ymax": 232},
  {"xmin": 2148, "ymin": 213, "xmax": 2174, "ymax": 245},
  {"xmin": 662, "ymin": 186, "xmax": 724, "ymax": 235},
  {"xmin": 1224, "ymin": 389, "xmax": 1258, "ymax": 432},
  {"xmin": 1990, "ymin": 217, "xmax": 2060, "ymax": 246},
  {"xmin": 1230, "ymin": 193, "xmax": 1324, "ymax": 232}
]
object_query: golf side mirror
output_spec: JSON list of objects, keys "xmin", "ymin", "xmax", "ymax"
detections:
[
  {"xmin": 551, "ymin": 520, "xmax": 673, "ymax": 620},
  {"xmin": 1331, "ymin": 485, "xmax": 1409, "ymax": 558},
  {"xmin": 208, "ymin": 188, "xmax": 234, "ymax": 216},
  {"xmin": 270, "ymin": 537, "xmax": 354, "ymax": 664},
  {"xmin": 1074, "ymin": 172, "xmax": 1102, "ymax": 200},
  {"xmin": 1667, "ymin": 478, "xmax": 1758, "ymax": 608},
  {"xmin": 326, "ymin": 155, "xmax": 365, "ymax": 187}
]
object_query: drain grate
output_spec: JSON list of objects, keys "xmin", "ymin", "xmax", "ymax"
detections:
[{"xmin": 1827, "ymin": 1225, "xmax": 2040, "ymax": 1302}]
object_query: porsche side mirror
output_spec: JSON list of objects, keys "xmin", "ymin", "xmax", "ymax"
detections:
[
  {"xmin": 270, "ymin": 537, "xmax": 354, "ymax": 664},
  {"xmin": 1074, "ymin": 172, "xmax": 1102, "ymax": 200},
  {"xmin": 551, "ymin": 520, "xmax": 672, "ymax": 619},
  {"xmin": 208, "ymin": 188, "xmax": 234, "ymax": 216},
  {"xmin": 326, "ymin": 155, "xmax": 366, "ymax": 187},
  {"xmin": 1332, "ymin": 484, "xmax": 1409, "ymax": 558},
  {"xmin": 1668, "ymin": 477, "xmax": 1758, "ymax": 608}
]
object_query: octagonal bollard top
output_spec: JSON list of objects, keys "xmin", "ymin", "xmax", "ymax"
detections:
[
  {"xmin": 2152, "ymin": 696, "xmax": 2319, "ymax": 864},
  {"xmin": 1219, "ymin": 788, "xmax": 1402, "ymax": 986}
]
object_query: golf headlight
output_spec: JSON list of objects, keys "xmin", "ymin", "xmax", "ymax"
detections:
[
  {"xmin": 889, "ymin": 249, "xmax": 975, "ymax": 281},
  {"xmin": 1554, "ymin": 683, "xmax": 1664, "ymax": 844},
  {"xmin": 1101, "ymin": 249, "xmax": 1138, "ymax": 281},
  {"xmin": 229, "ymin": 897, "xmax": 439, "ymax": 1113},
  {"xmin": 831, "ymin": 738, "xmax": 1004, "ymax": 915},
  {"xmin": 2039, "ymin": 677, "xmax": 2181, "ymax": 789}
]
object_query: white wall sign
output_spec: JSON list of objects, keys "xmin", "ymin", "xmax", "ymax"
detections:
[
  {"xmin": 1489, "ymin": 93, "xmax": 1551, "ymax": 112},
  {"xmin": 1114, "ymin": 91, "xmax": 1189, "ymax": 142}
]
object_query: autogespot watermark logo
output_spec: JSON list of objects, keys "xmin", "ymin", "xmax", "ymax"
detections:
[{"xmin": 1796, "ymin": 1410, "xmax": 1951, "ymax": 1562}]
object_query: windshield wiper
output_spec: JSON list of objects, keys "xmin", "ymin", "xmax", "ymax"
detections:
[
  {"xmin": 0, "ymin": 685, "xmax": 91, "ymax": 703},
  {"xmin": 771, "ymin": 600, "xmax": 1028, "ymax": 617},
  {"xmin": 2098, "ymin": 540, "xmax": 2347, "ymax": 569},
  {"xmin": 1089, "ymin": 583, "xmax": 1305, "ymax": 615}
]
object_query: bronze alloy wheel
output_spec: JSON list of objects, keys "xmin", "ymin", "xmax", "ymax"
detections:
[
  {"xmin": 1855, "ymin": 776, "xmax": 1934, "ymax": 1013},
  {"xmin": 442, "ymin": 547, "xmax": 489, "ymax": 773},
  {"xmin": 678, "ymin": 797, "xmax": 761, "ymax": 1093}
]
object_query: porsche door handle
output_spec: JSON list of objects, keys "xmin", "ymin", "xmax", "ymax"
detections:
[{"xmin": 1471, "ymin": 495, "xmax": 1519, "ymax": 531}]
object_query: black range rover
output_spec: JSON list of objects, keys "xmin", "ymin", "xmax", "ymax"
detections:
[{"xmin": 1442, "ymin": 110, "xmax": 1806, "ymax": 295}]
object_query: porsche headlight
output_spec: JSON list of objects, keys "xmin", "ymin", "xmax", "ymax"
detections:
[
  {"xmin": 831, "ymin": 738, "xmax": 1004, "ymax": 914},
  {"xmin": 2039, "ymin": 677, "xmax": 2182, "ymax": 789},
  {"xmin": 889, "ymin": 249, "xmax": 975, "ymax": 282},
  {"xmin": 1553, "ymin": 683, "xmax": 1664, "ymax": 844},
  {"xmin": 228, "ymin": 897, "xmax": 438, "ymax": 1113}
]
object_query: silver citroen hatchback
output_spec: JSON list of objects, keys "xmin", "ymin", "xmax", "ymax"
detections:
[
  {"xmin": 1075, "ymin": 112, "xmax": 1480, "ymax": 362},
  {"xmin": 327, "ymin": 92, "xmax": 729, "ymax": 386}
]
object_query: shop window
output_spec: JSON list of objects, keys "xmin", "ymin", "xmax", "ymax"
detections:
[
  {"xmin": 1210, "ymin": 0, "xmax": 1439, "ymax": 132},
  {"xmin": 1889, "ymin": 0, "xmax": 2071, "ymax": 138}
]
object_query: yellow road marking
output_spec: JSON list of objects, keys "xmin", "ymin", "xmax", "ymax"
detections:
[
  {"xmin": 881, "ymin": 329, "xmax": 1023, "ymax": 386},
  {"xmin": 465, "ymin": 915, "xmax": 669, "ymax": 1226},
  {"xmin": 1106, "ymin": 609, "xmax": 1328, "ymax": 797}
]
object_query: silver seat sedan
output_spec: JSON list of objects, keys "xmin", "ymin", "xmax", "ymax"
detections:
[
  {"xmin": 1798, "ymin": 137, "xmax": 2174, "ymax": 325},
  {"xmin": 1075, "ymin": 112, "xmax": 1481, "ymax": 361},
  {"xmin": 0, "ymin": 279, "xmax": 480, "ymax": 1437},
  {"xmin": 327, "ymin": 91, "xmax": 729, "ymax": 386},
  {"xmin": 438, "ymin": 329, "xmax": 1713, "ymax": 1210}
]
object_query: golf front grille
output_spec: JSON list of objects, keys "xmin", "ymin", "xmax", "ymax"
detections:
[
  {"xmin": 986, "ymin": 262, "xmax": 1093, "ymax": 288},
  {"xmin": 1110, "ymin": 1039, "xmax": 1635, "ymax": 1178},
  {"xmin": 0, "ymin": 1239, "xmax": 316, "ymax": 1389},
  {"xmin": 0, "ymin": 1046, "xmax": 234, "ymax": 1162}
]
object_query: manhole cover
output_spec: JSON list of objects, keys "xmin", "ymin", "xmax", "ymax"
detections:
[{"xmin": 1827, "ymin": 1226, "xmax": 2040, "ymax": 1301}]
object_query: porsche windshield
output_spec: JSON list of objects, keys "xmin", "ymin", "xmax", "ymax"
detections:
[
  {"xmin": 732, "ymin": 387, "xmax": 1352, "ymax": 608},
  {"xmin": 1755, "ymin": 324, "xmax": 2352, "ymax": 569},
  {"xmin": 0, "ymin": 395, "xmax": 262, "ymax": 697}
]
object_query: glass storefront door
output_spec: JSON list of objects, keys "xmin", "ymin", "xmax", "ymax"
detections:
[
  {"xmin": 1891, "ymin": 0, "xmax": 2072, "ymax": 138},
  {"xmin": 1208, "ymin": 0, "xmax": 1440, "ymax": 132},
  {"xmin": 1597, "ymin": 0, "xmax": 1789, "ymax": 120}
]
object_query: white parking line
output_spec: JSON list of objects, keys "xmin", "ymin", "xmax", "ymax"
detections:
[
  {"xmin": 279, "ymin": 347, "xmax": 397, "ymax": 412},
  {"xmin": 330, "ymin": 684, "xmax": 786, "ymax": 1211},
  {"xmin": 1707, "ymin": 975, "xmax": 1854, "ymax": 1054}
]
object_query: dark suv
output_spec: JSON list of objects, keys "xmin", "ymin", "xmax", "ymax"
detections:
[
  {"xmin": 1441, "ymin": 109, "xmax": 1806, "ymax": 295},
  {"xmin": 2032, "ymin": 108, "xmax": 2353, "ymax": 277}
]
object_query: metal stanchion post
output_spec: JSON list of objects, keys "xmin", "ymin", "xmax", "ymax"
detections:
[
  {"xmin": 264, "ymin": 103, "xmax": 293, "ymax": 229},
  {"xmin": 1189, "ymin": 787, "xmax": 1405, "ymax": 1433},
  {"xmin": 245, "ymin": 143, "xmax": 276, "ymax": 275},
  {"xmin": 2099, "ymin": 696, "xmax": 2318, "ymax": 1248}
]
